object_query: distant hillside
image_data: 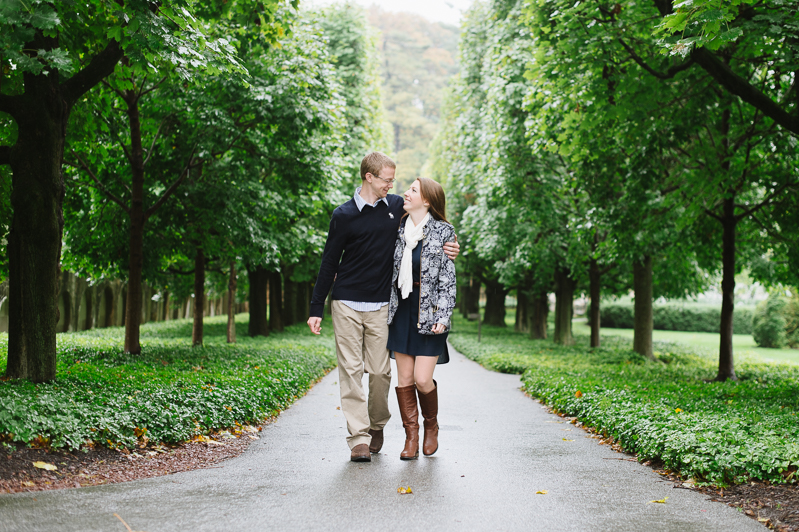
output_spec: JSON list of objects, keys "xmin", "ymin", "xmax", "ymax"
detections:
[{"xmin": 367, "ymin": 6, "xmax": 460, "ymax": 190}]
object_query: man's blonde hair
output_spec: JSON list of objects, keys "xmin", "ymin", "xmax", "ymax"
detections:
[{"xmin": 360, "ymin": 152, "xmax": 396, "ymax": 180}]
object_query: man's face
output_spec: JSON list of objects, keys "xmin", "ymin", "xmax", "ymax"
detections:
[{"xmin": 365, "ymin": 166, "xmax": 395, "ymax": 198}]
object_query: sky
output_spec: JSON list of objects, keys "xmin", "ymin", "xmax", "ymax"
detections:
[{"xmin": 304, "ymin": 0, "xmax": 474, "ymax": 26}]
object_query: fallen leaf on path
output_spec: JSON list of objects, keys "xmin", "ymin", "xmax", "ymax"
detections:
[
  {"xmin": 32, "ymin": 461, "xmax": 57, "ymax": 471},
  {"xmin": 336, "ymin": 406, "xmax": 341, "ymax": 410},
  {"xmin": 562, "ymin": 438, "xmax": 574, "ymax": 442},
  {"xmin": 397, "ymin": 486, "xmax": 413, "ymax": 494},
  {"xmin": 536, "ymin": 490, "xmax": 548, "ymax": 495},
  {"xmin": 648, "ymin": 497, "xmax": 669, "ymax": 504}
]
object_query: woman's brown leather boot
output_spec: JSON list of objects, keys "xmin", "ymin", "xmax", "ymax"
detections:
[
  {"xmin": 396, "ymin": 385, "xmax": 419, "ymax": 460},
  {"xmin": 417, "ymin": 380, "xmax": 439, "ymax": 456}
]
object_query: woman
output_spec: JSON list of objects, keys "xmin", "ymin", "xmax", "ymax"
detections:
[{"xmin": 386, "ymin": 177, "xmax": 457, "ymax": 460}]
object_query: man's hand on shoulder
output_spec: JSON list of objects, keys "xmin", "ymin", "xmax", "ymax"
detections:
[
  {"xmin": 443, "ymin": 237, "xmax": 460, "ymax": 260},
  {"xmin": 307, "ymin": 317, "xmax": 322, "ymax": 335}
]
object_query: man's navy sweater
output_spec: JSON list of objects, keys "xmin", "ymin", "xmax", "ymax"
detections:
[{"xmin": 310, "ymin": 194, "xmax": 405, "ymax": 318}]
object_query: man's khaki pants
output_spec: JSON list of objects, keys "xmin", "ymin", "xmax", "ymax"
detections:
[{"xmin": 331, "ymin": 300, "xmax": 392, "ymax": 449}]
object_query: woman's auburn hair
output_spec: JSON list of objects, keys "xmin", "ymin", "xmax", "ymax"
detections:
[{"xmin": 417, "ymin": 177, "xmax": 448, "ymax": 224}]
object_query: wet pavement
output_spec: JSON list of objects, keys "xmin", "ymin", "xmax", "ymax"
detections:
[{"xmin": 0, "ymin": 345, "xmax": 764, "ymax": 531}]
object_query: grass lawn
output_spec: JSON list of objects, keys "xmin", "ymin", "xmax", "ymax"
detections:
[
  {"xmin": 450, "ymin": 312, "xmax": 799, "ymax": 486},
  {"xmin": 571, "ymin": 319, "xmax": 799, "ymax": 365},
  {"xmin": 0, "ymin": 314, "xmax": 336, "ymax": 450}
]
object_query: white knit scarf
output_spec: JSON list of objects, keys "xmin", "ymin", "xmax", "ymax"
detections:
[{"xmin": 398, "ymin": 213, "xmax": 430, "ymax": 299}]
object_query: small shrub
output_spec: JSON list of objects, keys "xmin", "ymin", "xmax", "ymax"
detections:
[{"xmin": 753, "ymin": 293, "xmax": 788, "ymax": 348}]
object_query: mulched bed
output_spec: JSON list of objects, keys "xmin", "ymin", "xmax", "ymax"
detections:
[{"xmin": 0, "ymin": 425, "xmax": 265, "ymax": 495}]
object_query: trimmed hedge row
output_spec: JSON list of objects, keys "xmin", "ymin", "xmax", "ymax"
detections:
[
  {"xmin": 600, "ymin": 303, "xmax": 754, "ymax": 335},
  {"xmin": 0, "ymin": 317, "xmax": 336, "ymax": 450}
]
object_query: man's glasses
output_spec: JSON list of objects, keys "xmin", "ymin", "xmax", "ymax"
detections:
[{"xmin": 372, "ymin": 174, "xmax": 395, "ymax": 186}]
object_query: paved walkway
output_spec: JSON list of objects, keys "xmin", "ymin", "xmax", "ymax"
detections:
[{"xmin": 0, "ymin": 346, "xmax": 763, "ymax": 532}]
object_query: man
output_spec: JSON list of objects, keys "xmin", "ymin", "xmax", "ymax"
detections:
[{"xmin": 307, "ymin": 152, "xmax": 459, "ymax": 462}]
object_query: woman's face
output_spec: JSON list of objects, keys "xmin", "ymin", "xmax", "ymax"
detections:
[{"xmin": 403, "ymin": 180, "xmax": 427, "ymax": 213}]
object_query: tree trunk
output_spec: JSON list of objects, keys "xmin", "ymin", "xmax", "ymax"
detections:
[
  {"xmin": 283, "ymin": 270, "xmax": 296, "ymax": 327},
  {"xmin": 297, "ymin": 282, "xmax": 311, "ymax": 321},
  {"xmin": 717, "ymin": 196, "xmax": 738, "ymax": 381},
  {"xmin": 83, "ymin": 287, "xmax": 94, "ymax": 330},
  {"xmin": 247, "ymin": 266, "xmax": 269, "ymax": 337},
  {"xmin": 589, "ymin": 257, "xmax": 601, "ymax": 348},
  {"xmin": 191, "ymin": 248, "xmax": 205, "ymax": 347},
  {"xmin": 227, "ymin": 262, "xmax": 237, "ymax": 344},
  {"xmin": 457, "ymin": 279, "xmax": 470, "ymax": 317},
  {"xmin": 553, "ymin": 269, "xmax": 574, "ymax": 346},
  {"xmin": 483, "ymin": 280, "xmax": 508, "ymax": 327},
  {"xmin": 515, "ymin": 284, "xmax": 530, "ymax": 333},
  {"xmin": 530, "ymin": 291, "xmax": 549, "ymax": 340},
  {"xmin": 123, "ymin": 90, "xmax": 146, "ymax": 354},
  {"xmin": 269, "ymin": 271, "xmax": 284, "ymax": 333},
  {"xmin": 5, "ymin": 74, "xmax": 66, "ymax": 381},
  {"xmin": 633, "ymin": 255, "xmax": 655, "ymax": 360},
  {"xmin": 3, "ymin": 34, "xmax": 122, "ymax": 382},
  {"xmin": 162, "ymin": 291, "xmax": 170, "ymax": 322},
  {"xmin": 465, "ymin": 276, "xmax": 481, "ymax": 319}
]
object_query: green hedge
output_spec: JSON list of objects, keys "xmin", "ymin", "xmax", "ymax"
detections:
[
  {"xmin": 448, "ymin": 316, "xmax": 799, "ymax": 486},
  {"xmin": 600, "ymin": 303, "xmax": 754, "ymax": 335},
  {"xmin": 0, "ymin": 316, "xmax": 336, "ymax": 450}
]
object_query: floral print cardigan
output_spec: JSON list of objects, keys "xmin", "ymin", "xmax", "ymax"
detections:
[{"xmin": 387, "ymin": 216, "xmax": 457, "ymax": 335}]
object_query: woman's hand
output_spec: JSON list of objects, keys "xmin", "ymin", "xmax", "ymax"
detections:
[{"xmin": 431, "ymin": 323, "xmax": 447, "ymax": 334}]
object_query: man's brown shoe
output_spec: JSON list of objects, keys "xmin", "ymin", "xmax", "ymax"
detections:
[
  {"xmin": 350, "ymin": 443, "xmax": 371, "ymax": 462},
  {"xmin": 368, "ymin": 429, "xmax": 384, "ymax": 453}
]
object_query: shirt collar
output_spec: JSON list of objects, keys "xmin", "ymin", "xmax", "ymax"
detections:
[{"xmin": 354, "ymin": 186, "xmax": 389, "ymax": 212}]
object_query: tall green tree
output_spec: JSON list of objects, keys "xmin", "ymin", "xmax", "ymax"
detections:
[{"xmin": 0, "ymin": 0, "xmax": 279, "ymax": 380}]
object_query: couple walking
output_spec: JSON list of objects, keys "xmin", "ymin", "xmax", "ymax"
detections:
[{"xmin": 307, "ymin": 152, "xmax": 459, "ymax": 462}]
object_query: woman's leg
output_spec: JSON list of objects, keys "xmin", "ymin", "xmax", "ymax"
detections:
[
  {"xmin": 393, "ymin": 352, "xmax": 419, "ymax": 459},
  {"xmin": 394, "ymin": 352, "xmax": 416, "ymax": 387},
  {"xmin": 413, "ymin": 356, "xmax": 438, "ymax": 393},
  {"xmin": 414, "ymin": 356, "xmax": 440, "ymax": 456}
]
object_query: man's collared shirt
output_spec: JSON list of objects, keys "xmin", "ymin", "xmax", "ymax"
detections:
[{"xmin": 341, "ymin": 187, "xmax": 390, "ymax": 313}]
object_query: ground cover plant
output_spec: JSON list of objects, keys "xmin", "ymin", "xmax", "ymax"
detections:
[
  {"xmin": 0, "ymin": 316, "xmax": 335, "ymax": 451},
  {"xmin": 449, "ymin": 315, "xmax": 799, "ymax": 486}
]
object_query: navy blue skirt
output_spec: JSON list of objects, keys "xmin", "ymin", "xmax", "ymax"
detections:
[{"xmin": 387, "ymin": 244, "xmax": 449, "ymax": 364}]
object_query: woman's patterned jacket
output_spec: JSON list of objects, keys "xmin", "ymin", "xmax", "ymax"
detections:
[{"xmin": 387, "ymin": 216, "xmax": 457, "ymax": 335}]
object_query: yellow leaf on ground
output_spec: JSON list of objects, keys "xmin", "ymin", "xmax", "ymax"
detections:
[
  {"xmin": 536, "ymin": 490, "xmax": 548, "ymax": 495},
  {"xmin": 397, "ymin": 486, "xmax": 413, "ymax": 494},
  {"xmin": 32, "ymin": 461, "xmax": 57, "ymax": 471},
  {"xmin": 648, "ymin": 497, "xmax": 669, "ymax": 504},
  {"xmin": 562, "ymin": 438, "xmax": 574, "ymax": 441}
]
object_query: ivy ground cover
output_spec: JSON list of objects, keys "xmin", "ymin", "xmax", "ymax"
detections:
[
  {"xmin": 449, "ymin": 316, "xmax": 799, "ymax": 486},
  {"xmin": 0, "ymin": 316, "xmax": 335, "ymax": 451}
]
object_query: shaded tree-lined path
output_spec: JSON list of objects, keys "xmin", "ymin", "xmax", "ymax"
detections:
[{"xmin": 0, "ymin": 346, "xmax": 761, "ymax": 531}]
